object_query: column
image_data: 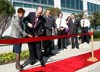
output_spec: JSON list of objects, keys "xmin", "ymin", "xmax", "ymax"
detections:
[
  {"xmin": 54, "ymin": 0, "xmax": 61, "ymax": 9},
  {"xmin": 83, "ymin": 0, "xmax": 88, "ymax": 15}
]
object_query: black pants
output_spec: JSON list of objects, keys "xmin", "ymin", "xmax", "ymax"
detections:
[
  {"xmin": 71, "ymin": 35, "xmax": 79, "ymax": 48},
  {"xmin": 28, "ymin": 42, "xmax": 43, "ymax": 62},
  {"xmin": 81, "ymin": 27, "xmax": 89, "ymax": 43},
  {"xmin": 43, "ymin": 40, "xmax": 54, "ymax": 55},
  {"xmin": 58, "ymin": 29, "xmax": 66, "ymax": 49}
]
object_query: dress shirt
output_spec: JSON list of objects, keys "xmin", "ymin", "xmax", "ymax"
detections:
[
  {"xmin": 56, "ymin": 18, "xmax": 67, "ymax": 28},
  {"xmin": 80, "ymin": 19, "xmax": 90, "ymax": 27}
]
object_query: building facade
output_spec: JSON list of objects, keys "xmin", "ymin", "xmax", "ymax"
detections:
[
  {"xmin": 2, "ymin": 0, "xmax": 100, "ymax": 36},
  {"xmin": 10, "ymin": 0, "xmax": 100, "ymax": 17}
]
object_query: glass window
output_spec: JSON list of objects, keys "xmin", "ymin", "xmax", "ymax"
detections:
[
  {"xmin": 70, "ymin": 0, "xmax": 75, "ymax": 9},
  {"xmin": 24, "ymin": 4, "xmax": 32, "ymax": 8},
  {"xmin": 17, "ymin": 0, "xmax": 24, "ymax": 1},
  {"xmin": 75, "ymin": 0, "xmax": 80, "ymax": 9},
  {"xmin": 96, "ymin": 5, "xmax": 100, "ymax": 11},
  {"xmin": 61, "ymin": 0, "xmax": 66, "ymax": 8},
  {"xmin": 95, "ymin": 4, "xmax": 97, "ymax": 11},
  {"xmin": 93, "ymin": 4, "xmax": 96, "ymax": 12},
  {"xmin": 42, "ymin": 6, "xmax": 47, "ymax": 10},
  {"xmin": 24, "ymin": 0, "xmax": 32, "ymax": 2},
  {"xmin": 33, "ymin": 5, "xmax": 38, "ymax": 8},
  {"xmin": 89, "ymin": 3, "xmax": 92, "ymax": 12},
  {"xmin": 80, "ymin": 0, "xmax": 83, "ymax": 10},
  {"xmin": 91, "ymin": 3, "xmax": 93, "ymax": 12},
  {"xmin": 97, "ymin": 5, "xmax": 99, "ymax": 11},
  {"xmin": 97, "ymin": 5, "xmax": 100, "ymax": 11},
  {"xmin": 88, "ymin": 2, "xmax": 91, "ymax": 12},
  {"xmin": 48, "ymin": 0, "xmax": 54, "ymax": 5},
  {"xmin": 41, "ymin": 0, "xmax": 47, "ymax": 4},
  {"xmin": 33, "ymin": 0, "xmax": 40, "ymax": 3},
  {"xmin": 13, "ymin": 2, "xmax": 23, "ymax": 7},
  {"xmin": 66, "ymin": 0, "xmax": 70, "ymax": 8},
  {"xmin": 88, "ymin": 2, "xmax": 100, "ymax": 12}
]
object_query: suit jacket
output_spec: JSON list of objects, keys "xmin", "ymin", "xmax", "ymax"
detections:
[
  {"xmin": 10, "ymin": 16, "xmax": 27, "ymax": 38},
  {"xmin": 44, "ymin": 16, "xmax": 56, "ymax": 36},
  {"xmin": 68, "ymin": 19, "xmax": 79, "ymax": 34},
  {"xmin": 23, "ymin": 12, "xmax": 46, "ymax": 36}
]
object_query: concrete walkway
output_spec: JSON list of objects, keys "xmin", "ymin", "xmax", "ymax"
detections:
[{"xmin": 0, "ymin": 41, "xmax": 100, "ymax": 72}]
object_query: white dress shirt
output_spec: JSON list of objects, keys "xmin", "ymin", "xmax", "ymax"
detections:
[
  {"xmin": 80, "ymin": 19, "xmax": 90, "ymax": 27},
  {"xmin": 72, "ymin": 19, "xmax": 75, "ymax": 23},
  {"xmin": 56, "ymin": 18, "xmax": 68, "ymax": 29}
]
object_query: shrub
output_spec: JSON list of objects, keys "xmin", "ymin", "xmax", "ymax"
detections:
[
  {"xmin": 94, "ymin": 31, "xmax": 100, "ymax": 39},
  {"xmin": 0, "ymin": 50, "xmax": 29, "ymax": 65}
]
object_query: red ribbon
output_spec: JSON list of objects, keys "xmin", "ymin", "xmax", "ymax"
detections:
[{"xmin": 0, "ymin": 32, "xmax": 93, "ymax": 44}]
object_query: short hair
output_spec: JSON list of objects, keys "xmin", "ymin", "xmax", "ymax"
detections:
[
  {"xmin": 46, "ymin": 9, "xmax": 50, "ymax": 12},
  {"xmin": 36, "ymin": 6, "xmax": 43, "ymax": 11},
  {"xmin": 71, "ymin": 13, "xmax": 76, "ymax": 16},
  {"xmin": 58, "ymin": 13, "xmax": 63, "ymax": 17},
  {"xmin": 84, "ymin": 14, "xmax": 87, "ymax": 17},
  {"xmin": 17, "ymin": 8, "xmax": 25, "ymax": 13},
  {"xmin": 66, "ymin": 16, "xmax": 71, "ymax": 21}
]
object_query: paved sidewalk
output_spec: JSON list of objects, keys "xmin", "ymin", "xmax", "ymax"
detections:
[
  {"xmin": 0, "ymin": 41, "xmax": 100, "ymax": 72},
  {"xmin": 0, "ymin": 44, "xmax": 28, "ymax": 54}
]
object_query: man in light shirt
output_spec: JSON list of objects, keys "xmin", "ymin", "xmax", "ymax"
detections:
[
  {"xmin": 56, "ymin": 13, "xmax": 68, "ymax": 50},
  {"xmin": 80, "ymin": 14, "xmax": 90, "ymax": 44}
]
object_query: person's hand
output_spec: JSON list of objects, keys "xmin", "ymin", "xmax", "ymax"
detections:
[
  {"xmin": 27, "ymin": 34, "xmax": 33, "ymax": 38},
  {"xmin": 27, "ymin": 23, "xmax": 33, "ymax": 28},
  {"xmin": 60, "ymin": 27, "xmax": 64, "ymax": 30},
  {"xmin": 52, "ymin": 27, "xmax": 54, "ymax": 30},
  {"xmin": 66, "ymin": 21, "xmax": 69, "ymax": 24},
  {"xmin": 54, "ymin": 28, "xmax": 57, "ymax": 31},
  {"xmin": 35, "ymin": 35, "xmax": 38, "ymax": 37}
]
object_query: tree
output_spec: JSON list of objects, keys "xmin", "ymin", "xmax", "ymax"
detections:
[
  {"xmin": 76, "ymin": 12, "xmax": 84, "ymax": 20},
  {"xmin": 91, "ymin": 11, "xmax": 100, "ymax": 29},
  {"xmin": 75, "ymin": 12, "xmax": 84, "ymax": 28},
  {"xmin": 45, "ymin": 7, "xmax": 61, "ymax": 18},
  {"xmin": 0, "ymin": 0, "xmax": 15, "ymax": 37}
]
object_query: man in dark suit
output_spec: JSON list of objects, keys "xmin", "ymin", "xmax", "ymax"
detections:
[
  {"xmin": 68, "ymin": 13, "xmax": 79, "ymax": 49},
  {"xmin": 43, "ymin": 9, "xmax": 56, "ymax": 57},
  {"xmin": 23, "ymin": 7, "xmax": 45, "ymax": 67}
]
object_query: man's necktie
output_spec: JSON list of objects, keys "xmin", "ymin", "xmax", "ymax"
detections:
[
  {"xmin": 59, "ymin": 18, "xmax": 62, "ymax": 28},
  {"xmin": 34, "ymin": 17, "xmax": 38, "ymax": 28},
  {"xmin": 83, "ymin": 21, "xmax": 85, "ymax": 27}
]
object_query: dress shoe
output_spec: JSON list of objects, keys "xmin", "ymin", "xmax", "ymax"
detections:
[
  {"xmin": 40, "ymin": 60, "xmax": 45, "ymax": 67},
  {"xmin": 20, "ymin": 65, "xmax": 24, "ymax": 69},
  {"xmin": 16, "ymin": 64, "xmax": 23, "ymax": 71},
  {"xmin": 64, "ymin": 47, "xmax": 67, "ymax": 49},
  {"xmin": 30, "ymin": 59, "xmax": 38, "ymax": 65},
  {"xmin": 72, "ymin": 48, "xmax": 75, "ymax": 49},
  {"xmin": 49, "ymin": 53, "xmax": 55, "ymax": 56},
  {"xmin": 87, "ymin": 42, "xmax": 89, "ymax": 44},
  {"xmin": 76, "ymin": 47, "xmax": 79, "ymax": 49},
  {"xmin": 44, "ymin": 54, "xmax": 49, "ymax": 57}
]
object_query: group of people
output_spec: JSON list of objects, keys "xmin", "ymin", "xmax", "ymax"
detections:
[{"xmin": 10, "ymin": 6, "xmax": 90, "ymax": 71}]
